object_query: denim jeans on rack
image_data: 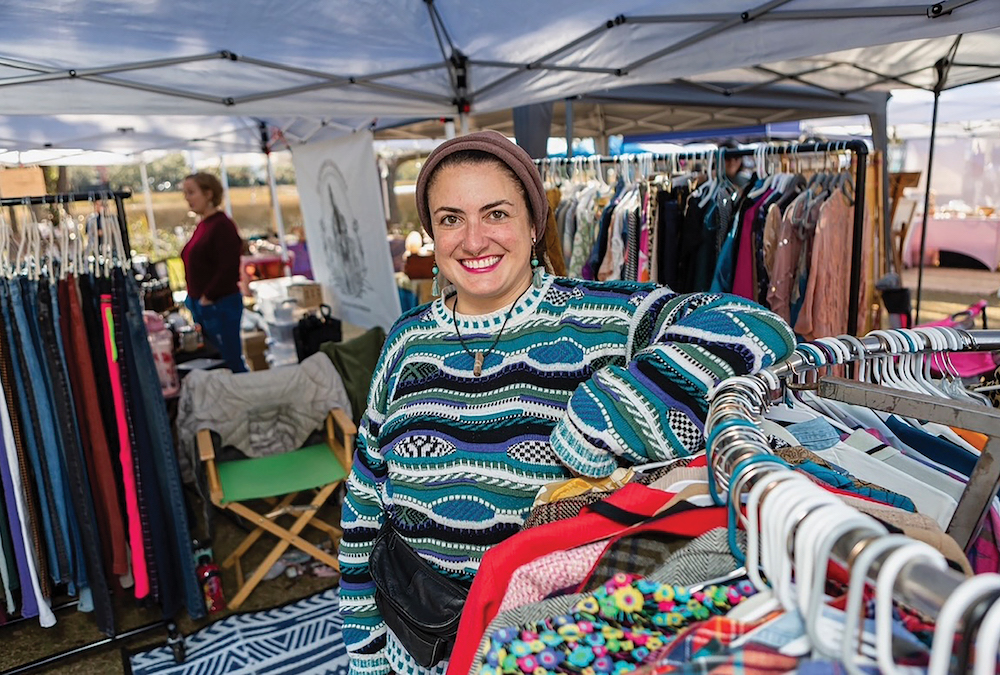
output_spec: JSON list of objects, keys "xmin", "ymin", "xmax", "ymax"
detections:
[
  {"xmin": 121, "ymin": 271, "xmax": 205, "ymax": 619},
  {"xmin": 7, "ymin": 278, "xmax": 72, "ymax": 586},
  {"xmin": 0, "ymin": 280, "xmax": 54, "ymax": 601},
  {"xmin": 40, "ymin": 280, "xmax": 113, "ymax": 630},
  {"xmin": 22, "ymin": 277, "xmax": 85, "ymax": 596}
]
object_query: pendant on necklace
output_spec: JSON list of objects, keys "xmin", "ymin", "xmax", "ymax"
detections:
[{"xmin": 473, "ymin": 352, "xmax": 484, "ymax": 377}]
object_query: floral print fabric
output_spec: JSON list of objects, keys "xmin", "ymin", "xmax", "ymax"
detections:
[{"xmin": 480, "ymin": 573, "xmax": 757, "ymax": 674}]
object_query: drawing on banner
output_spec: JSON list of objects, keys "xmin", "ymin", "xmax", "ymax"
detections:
[{"xmin": 316, "ymin": 159, "xmax": 369, "ymax": 298}]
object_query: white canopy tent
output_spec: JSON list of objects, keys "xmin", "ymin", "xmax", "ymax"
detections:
[
  {"xmin": 0, "ymin": 0, "xmax": 998, "ymax": 326},
  {"xmin": 0, "ymin": 0, "xmax": 997, "ymax": 123}
]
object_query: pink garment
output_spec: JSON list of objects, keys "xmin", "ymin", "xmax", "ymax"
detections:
[
  {"xmin": 497, "ymin": 540, "xmax": 606, "ymax": 614},
  {"xmin": 795, "ymin": 189, "xmax": 853, "ymax": 341},
  {"xmin": 766, "ymin": 201, "xmax": 804, "ymax": 323},
  {"xmin": 732, "ymin": 191, "xmax": 771, "ymax": 299},
  {"xmin": 102, "ymin": 296, "xmax": 150, "ymax": 599},
  {"xmin": 922, "ymin": 302, "xmax": 997, "ymax": 378},
  {"xmin": 762, "ymin": 203, "xmax": 782, "ymax": 276},
  {"xmin": 639, "ymin": 189, "xmax": 651, "ymax": 282},
  {"xmin": 972, "ymin": 507, "xmax": 1000, "ymax": 574}
]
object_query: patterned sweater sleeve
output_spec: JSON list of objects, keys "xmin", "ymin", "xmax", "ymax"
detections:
[
  {"xmin": 339, "ymin": 354, "xmax": 392, "ymax": 674},
  {"xmin": 551, "ymin": 290, "xmax": 795, "ymax": 477}
]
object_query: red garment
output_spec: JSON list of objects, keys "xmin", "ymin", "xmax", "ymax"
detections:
[
  {"xmin": 62, "ymin": 277, "xmax": 128, "ymax": 576},
  {"xmin": 102, "ymin": 296, "xmax": 149, "ymax": 598},
  {"xmin": 180, "ymin": 211, "xmax": 242, "ymax": 302},
  {"xmin": 446, "ymin": 483, "xmax": 727, "ymax": 674}
]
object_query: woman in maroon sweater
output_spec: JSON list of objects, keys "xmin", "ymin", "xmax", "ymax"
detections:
[{"xmin": 181, "ymin": 172, "xmax": 247, "ymax": 372}]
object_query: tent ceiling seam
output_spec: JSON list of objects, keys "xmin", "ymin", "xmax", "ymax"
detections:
[
  {"xmin": 752, "ymin": 64, "xmax": 846, "ymax": 97},
  {"xmin": 468, "ymin": 1, "xmax": 983, "ymax": 108},
  {"xmin": 841, "ymin": 63, "xmax": 933, "ymax": 93},
  {"xmin": 469, "ymin": 17, "xmax": 626, "ymax": 101},
  {"xmin": 623, "ymin": 0, "xmax": 797, "ymax": 72},
  {"xmin": 468, "ymin": 59, "xmax": 621, "ymax": 75},
  {"xmin": 731, "ymin": 63, "xmax": 841, "ymax": 95}
]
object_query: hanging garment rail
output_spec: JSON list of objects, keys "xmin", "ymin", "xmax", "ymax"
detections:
[
  {"xmin": 537, "ymin": 141, "xmax": 869, "ymax": 335},
  {"xmin": 707, "ymin": 327, "xmax": 1000, "ymax": 621},
  {"xmin": 0, "ymin": 190, "xmax": 133, "ymax": 261},
  {"xmin": 0, "ymin": 189, "xmax": 174, "ymax": 675}
]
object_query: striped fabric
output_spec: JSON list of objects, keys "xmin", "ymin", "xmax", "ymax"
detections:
[{"xmin": 338, "ymin": 274, "xmax": 794, "ymax": 675}]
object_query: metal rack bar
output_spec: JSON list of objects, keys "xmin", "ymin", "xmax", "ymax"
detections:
[
  {"xmin": 817, "ymin": 376, "xmax": 1000, "ymax": 551},
  {"xmin": 1, "ymin": 619, "xmax": 166, "ymax": 675},
  {"xmin": 1, "ymin": 190, "xmax": 133, "ymax": 263},
  {"xmin": 708, "ymin": 328, "xmax": 1000, "ymax": 621},
  {"xmin": 537, "ymin": 141, "xmax": 869, "ymax": 335},
  {"xmin": 0, "ymin": 190, "xmax": 132, "ymax": 207}
]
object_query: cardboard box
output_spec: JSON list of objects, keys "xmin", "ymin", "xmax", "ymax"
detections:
[
  {"xmin": 0, "ymin": 166, "xmax": 46, "ymax": 199},
  {"xmin": 241, "ymin": 330, "xmax": 269, "ymax": 371},
  {"xmin": 287, "ymin": 282, "xmax": 323, "ymax": 310}
]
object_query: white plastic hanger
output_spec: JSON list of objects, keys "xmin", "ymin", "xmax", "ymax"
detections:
[
  {"xmin": 973, "ymin": 594, "xmax": 1000, "ymax": 675},
  {"xmin": 0, "ymin": 208, "xmax": 9, "ymax": 279},
  {"xmin": 927, "ymin": 574, "xmax": 1000, "ymax": 675},
  {"xmin": 840, "ymin": 535, "xmax": 913, "ymax": 675},
  {"xmin": 873, "ymin": 542, "xmax": 946, "ymax": 674},
  {"xmin": 837, "ymin": 333, "xmax": 869, "ymax": 382},
  {"xmin": 697, "ymin": 149, "xmax": 719, "ymax": 208},
  {"xmin": 800, "ymin": 506, "xmax": 887, "ymax": 658},
  {"xmin": 764, "ymin": 479, "xmax": 832, "ymax": 612}
]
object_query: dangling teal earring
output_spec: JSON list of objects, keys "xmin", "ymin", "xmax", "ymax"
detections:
[
  {"xmin": 531, "ymin": 236, "xmax": 543, "ymax": 288},
  {"xmin": 431, "ymin": 263, "xmax": 440, "ymax": 296}
]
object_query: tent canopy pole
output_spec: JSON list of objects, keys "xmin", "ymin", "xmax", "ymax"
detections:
[
  {"xmin": 138, "ymin": 160, "xmax": 159, "ymax": 256},
  {"xmin": 219, "ymin": 155, "xmax": 233, "ymax": 217},
  {"xmin": 914, "ymin": 41, "xmax": 959, "ymax": 324}
]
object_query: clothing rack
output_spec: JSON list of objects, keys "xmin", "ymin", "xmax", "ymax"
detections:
[
  {"xmin": 0, "ymin": 189, "xmax": 184, "ymax": 674},
  {"xmin": 537, "ymin": 141, "xmax": 869, "ymax": 335},
  {"xmin": 1, "ymin": 189, "xmax": 133, "ymax": 259},
  {"xmin": 707, "ymin": 327, "xmax": 1000, "ymax": 621}
]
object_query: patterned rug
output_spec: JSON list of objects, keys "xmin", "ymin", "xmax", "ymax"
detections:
[{"xmin": 127, "ymin": 588, "xmax": 349, "ymax": 675}]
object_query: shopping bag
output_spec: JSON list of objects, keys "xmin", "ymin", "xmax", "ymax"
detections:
[{"xmin": 293, "ymin": 304, "xmax": 342, "ymax": 362}]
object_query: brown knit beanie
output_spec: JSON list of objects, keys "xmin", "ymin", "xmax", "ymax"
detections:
[{"xmin": 415, "ymin": 130, "xmax": 547, "ymax": 241}]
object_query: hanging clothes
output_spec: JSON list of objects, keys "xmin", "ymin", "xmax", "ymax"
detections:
[{"xmin": 0, "ymin": 197, "xmax": 205, "ymax": 638}]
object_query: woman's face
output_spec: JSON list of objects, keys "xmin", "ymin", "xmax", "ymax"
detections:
[
  {"xmin": 428, "ymin": 162, "xmax": 534, "ymax": 315},
  {"xmin": 182, "ymin": 179, "xmax": 213, "ymax": 217}
]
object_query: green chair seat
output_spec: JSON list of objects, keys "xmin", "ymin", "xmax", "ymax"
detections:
[{"xmin": 217, "ymin": 444, "xmax": 348, "ymax": 504}]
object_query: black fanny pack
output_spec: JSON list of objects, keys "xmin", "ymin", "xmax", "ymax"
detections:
[{"xmin": 369, "ymin": 523, "xmax": 471, "ymax": 667}]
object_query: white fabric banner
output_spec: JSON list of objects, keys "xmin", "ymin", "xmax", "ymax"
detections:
[{"xmin": 292, "ymin": 130, "xmax": 401, "ymax": 331}]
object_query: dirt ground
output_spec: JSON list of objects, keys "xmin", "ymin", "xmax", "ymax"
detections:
[{"xmin": 900, "ymin": 266, "xmax": 1000, "ymax": 327}]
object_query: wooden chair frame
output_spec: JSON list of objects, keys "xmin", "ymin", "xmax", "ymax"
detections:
[{"xmin": 198, "ymin": 408, "xmax": 356, "ymax": 609}]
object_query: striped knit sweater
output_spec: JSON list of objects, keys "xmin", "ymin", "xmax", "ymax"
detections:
[{"xmin": 338, "ymin": 274, "xmax": 795, "ymax": 675}]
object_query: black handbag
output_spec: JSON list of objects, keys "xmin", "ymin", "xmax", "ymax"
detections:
[
  {"xmin": 293, "ymin": 304, "xmax": 342, "ymax": 362},
  {"xmin": 369, "ymin": 523, "xmax": 471, "ymax": 667}
]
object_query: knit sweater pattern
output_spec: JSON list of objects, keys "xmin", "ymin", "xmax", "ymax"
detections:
[{"xmin": 338, "ymin": 274, "xmax": 795, "ymax": 675}]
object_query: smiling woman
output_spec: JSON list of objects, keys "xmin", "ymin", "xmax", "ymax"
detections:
[
  {"xmin": 338, "ymin": 131, "xmax": 797, "ymax": 675},
  {"xmin": 427, "ymin": 159, "xmax": 535, "ymax": 315}
]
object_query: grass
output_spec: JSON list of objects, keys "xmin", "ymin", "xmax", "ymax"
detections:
[{"xmin": 124, "ymin": 186, "xmax": 304, "ymax": 260}]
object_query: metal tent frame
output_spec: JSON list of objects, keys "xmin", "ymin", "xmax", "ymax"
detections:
[{"xmin": 0, "ymin": 1, "xmax": 990, "ymax": 118}]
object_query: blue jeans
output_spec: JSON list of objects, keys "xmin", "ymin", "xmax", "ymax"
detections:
[
  {"xmin": 125, "ymin": 274, "xmax": 205, "ymax": 619},
  {"xmin": 188, "ymin": 292, "xmax": 246, "ymax": 373},
  {"xmin": 8, "ymin": 279, "xmax": 74, "ymax": 586}
]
